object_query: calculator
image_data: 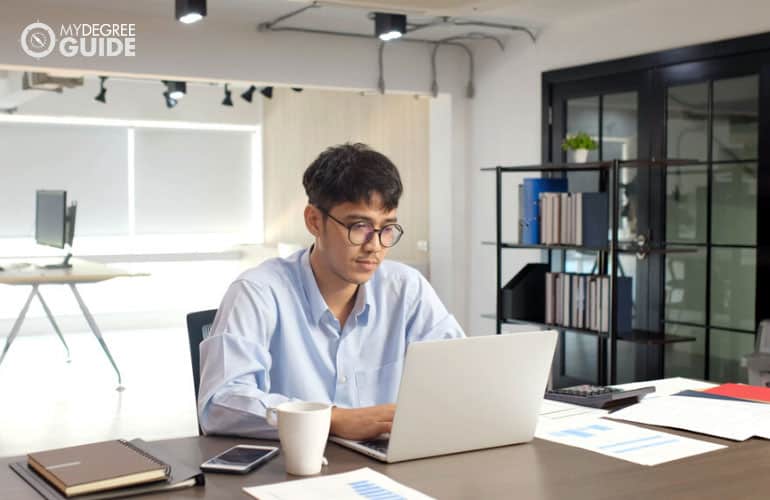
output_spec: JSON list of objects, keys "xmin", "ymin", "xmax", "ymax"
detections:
[{"xmin": 545, "ymin": 384, "xmax": 655, "ymax": 408}]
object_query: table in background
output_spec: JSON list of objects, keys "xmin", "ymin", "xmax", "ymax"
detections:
[{"xmin": 0, "ymin": 258, "xmax": 148, "ymax": 390}]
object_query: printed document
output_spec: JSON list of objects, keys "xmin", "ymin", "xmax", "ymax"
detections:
[
  {"xmin": 244, "ymin": 467, "xmax": 434, "ymax": 500},
  {"xmin": 536, "ymin": 414, "xmax": 725, "ymax": 466},
  {"xmin": 612, "ymin": 377, "xmax": 717, "ymax": 400},
  {"xmin": 609, "ymin": 395, "xmax": 770, "ymax": 441}
]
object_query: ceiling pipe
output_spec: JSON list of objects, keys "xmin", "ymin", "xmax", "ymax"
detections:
[{"xmin": 257, "ymin": 2, "xmax": 528, "ymax": 99}]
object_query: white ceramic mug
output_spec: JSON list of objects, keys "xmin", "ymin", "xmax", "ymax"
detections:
[{"xmin": 265, "ymin": 401, "xmax": 332, "ymax": 475}]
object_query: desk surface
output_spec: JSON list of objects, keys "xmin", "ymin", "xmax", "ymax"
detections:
[
  {"xmin": 0, "ymin": 258, "xmax": 147, "ymax": 285},
  {"xmin": 2, "ymin": 432, "xmax": 769, "ymax": 500}
]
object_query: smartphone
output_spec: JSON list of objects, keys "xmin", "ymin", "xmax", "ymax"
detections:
[{"xmin": 200, "ymin": 444, "xmax": 279, "ymax": 474}]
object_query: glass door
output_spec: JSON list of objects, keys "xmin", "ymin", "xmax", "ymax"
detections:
[{"xmin": 661, "ymin": 61, "xmax": 760, "ymax": 382}]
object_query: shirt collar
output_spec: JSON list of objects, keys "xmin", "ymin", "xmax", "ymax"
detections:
[
  {"xmin": 300, "ymin": 246, "xmax": 373, "ymax": 326},
  {"xmin": 353, "ymin": 278, "xmax": 372, "ymax": 325},
  {"xmin": 300, "ymin": 248, "xmax": 328, "ymax": 325}
]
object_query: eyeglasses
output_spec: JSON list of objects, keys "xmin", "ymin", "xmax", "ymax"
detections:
[{"xmin": 318, "ymin": 207, "xmax": 404, "ymax": 248}]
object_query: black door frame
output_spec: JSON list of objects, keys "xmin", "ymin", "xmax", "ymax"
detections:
[{"xmin": 542, "ymin": 31, "xmax": 770, "ymax": 381}]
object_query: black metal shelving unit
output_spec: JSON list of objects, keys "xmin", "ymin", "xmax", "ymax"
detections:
[{"xmin": 484, "ymin": 158, "xmax": 699, "ymax": 386}]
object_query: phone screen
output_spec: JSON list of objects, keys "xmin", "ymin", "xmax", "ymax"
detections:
[{"xmin": 207, "ymin": 446, "xmax": 275, "ymax": 467}]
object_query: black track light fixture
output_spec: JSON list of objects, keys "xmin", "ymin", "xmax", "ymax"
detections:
[
  {"xmin": 291, "ymin": 87, "xmax": 304, "ymax": 93},
  {"xmin": 163, "ymin": 91, "xmax": 178, "ymax": 109},
  {"xmin": 222, "ymin": 84, "xmax": 233, "ymax": 107},
  {"xmin": 163, "ymin": 80, "xmax": 186, "ymax": 100},
  {"xmin": 374, "ymin": 12, "xmax": 406, "ymax": 41},
  {"xmin": 94, "ymin": 76, "xmax": 107, "ymax": 103},
  {"xmin": 241, "ymin": 85, "xmax": 257, "ymax": 103},
  {"xmin": 260, "ymin": 86, "xmax": 273, "ymax": 99},
  {"xmin": 176, "ymin": 0, "xmax": 207, "ymax": 24}
]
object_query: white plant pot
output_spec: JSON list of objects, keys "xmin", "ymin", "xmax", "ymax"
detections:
[{"xmin": 570, "ymin": 149, "xmax": 589, "ymax": 163}]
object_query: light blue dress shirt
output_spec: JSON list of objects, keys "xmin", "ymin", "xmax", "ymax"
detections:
[{"xmin": 198, "ymin": 247, "xmax": 465, "ymax": 438}]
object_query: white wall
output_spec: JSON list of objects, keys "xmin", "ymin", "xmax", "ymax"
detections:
[
  {"xmin": 468, "ymin": 0, "xmax": 770, "ymax": 336},
  {"xmin": 0, "ymin": 0, "xmax": 472, "ymax": 328}
]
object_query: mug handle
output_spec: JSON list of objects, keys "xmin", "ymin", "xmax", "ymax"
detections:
[{"xmin": 265, "ymin": 407, "xmax": 278, "ymax": 427}]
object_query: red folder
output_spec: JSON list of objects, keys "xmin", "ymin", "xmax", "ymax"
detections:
[{"xmin": 702, "ymin": 383, "xmax": 770, "ymax": 403}]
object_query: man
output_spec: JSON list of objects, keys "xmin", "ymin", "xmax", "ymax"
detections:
[{"xmin": 198, "ymin": 143, "xmax": 465, "ymax": 441}]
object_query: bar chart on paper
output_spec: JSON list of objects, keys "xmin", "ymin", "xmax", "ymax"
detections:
[
  {"xmin": 536, "ymin": 416, "xmax": 726, "ymax": 465},
  {"xmin": 350, "ymin": 480, "xmax": 406, "ymax": 499},
  {"xmin": 243, "ymin": 468, "xmax": 435, "ymax": 500}
]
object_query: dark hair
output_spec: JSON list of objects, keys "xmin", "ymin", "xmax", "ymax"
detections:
[{"xmin": 302, "ymin": 143, "xmax": 403, "ymax": 212}]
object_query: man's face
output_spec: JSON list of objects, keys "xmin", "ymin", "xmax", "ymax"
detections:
[{"xmin": 313, "ymin": 194, "xmax": 398, "ymax": 285}]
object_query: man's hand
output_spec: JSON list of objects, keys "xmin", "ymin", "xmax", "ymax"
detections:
[{"xmin": 330, "ymin": 404, "xmax": 395, "ymax": 441}]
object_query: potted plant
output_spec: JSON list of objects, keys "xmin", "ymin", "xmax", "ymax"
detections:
[{"xmin": 561, "ymin": 132, "xmax": 598, "ymax": 163}]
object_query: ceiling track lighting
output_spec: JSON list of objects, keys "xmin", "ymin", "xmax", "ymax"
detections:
[
  {"xmin": 93, "ymin": 76, "xmax": 107, "ymax": 103},
  {"xmin": 258, "ymin": 4, "xmax": 534, "ymax": 100},
  {"xmin": 241, "ymin": 85, "xmax": 257, "ymax": 103},
  {"xmin": 260, "ymin": 87, "xmax": 273, "ymax": 99},
  {"xmin": 163, "ymin": 91, "xmax": 177, "ymax": 109},
  {"xmin": 374, "ymin": 13, "xmax": 406, "ymax": 42},
  {"xmin": 291, "ymin": 87, "xmax": 304, "ymax": 93},
  {"xmin": 222, "ymin": 83, "xmax": 233, "ymax": 106},
  {"xmin": 163, "ymin": 80, "xmax": 187, "ymax": 100},
  {"xmin": 176, "ymin": 0, "xmax": 207, "ymax": 24}
]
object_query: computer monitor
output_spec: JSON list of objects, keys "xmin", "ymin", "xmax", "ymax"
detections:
[{"xmin": 35, "ymin": 190, "xmax": 77, "ymax": 268}]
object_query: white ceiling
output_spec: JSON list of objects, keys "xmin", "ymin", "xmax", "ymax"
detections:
[{"xmin": 13, "ymin": 0, "xmax": 645, "ymax": 40}]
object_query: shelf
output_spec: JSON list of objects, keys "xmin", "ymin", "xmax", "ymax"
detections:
[
  {"xmin": 482, "ymin": 241, "xmax": 698, "ymax": 255},
  {"xmin": 619, "ymin": 158, "xmax": 701, "ymax": 168},
  {"xmin": 482, "ymin": 241, "xmax": 606, "ymax": 251},
  {"xmin": 662, "ymin": 319, "xmax": 755, "ymax": 335},
  {"xmin": 481, "ymin": 315, "xmax": 696, "ymax": 345},
  {"xmin": 480, "ymin": 161, "xmax": 611, "ymax": 173},
  {"xmin": 480, "ymin": 159, "xmax": 700, "ymax": 173},
  {"xmin": 482, "ymin": 315, "xmax": 608, "ymax": 337},
  {"xmin": 616, "ymin": 243, "xmax": 699, "ymax": 255},
  {"xmin": 618, "ymin": 330, "xmax": 697, "ymax": 345}
]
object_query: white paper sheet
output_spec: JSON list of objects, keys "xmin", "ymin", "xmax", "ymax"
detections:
[
  {"xmin": 611, "ymin": 377, "xmax": 717, "ymax": 400},
  {"xmin": 609, "ymin": 395, "xmax": 770, "ymax": 441},
  {"xmin": 244, "ymin": 467, "xmax": 434, "ymax": 500},
  {"xmin": 538, "ymin": 399, "xmax": 608, "ymax": 421},
  {"xmin": 536, "ymin": 414, "xmax": 726, "ymax": 466}
]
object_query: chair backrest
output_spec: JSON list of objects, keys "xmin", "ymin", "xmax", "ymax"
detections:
[
  {"xmin": 186, "ymin": 309, "xmax": 218, "ymax": 407},
  {"xmin": 746, "ymin": 320, "xmax": 770, "ymax": 387},
  {"xmin": 757, "ymin": 320, "xmax": 770, "ymax": 353}
]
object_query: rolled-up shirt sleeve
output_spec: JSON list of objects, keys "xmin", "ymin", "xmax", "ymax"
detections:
[
  {"xmin": 405, "ymin": 273, "xmax": 466, "ymax": 343},
  {"xmin": 197, "ymin": 279, "xmax": 293, "ymax": 438}
]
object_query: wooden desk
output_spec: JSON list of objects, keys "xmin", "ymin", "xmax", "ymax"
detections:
[
  {"xmin": 2, "ymin": 432, "xmax": 768, "ymax": 500},
  {"xmin": 0, "ymin": 259, "xmax": 148, "ymax": 390}
]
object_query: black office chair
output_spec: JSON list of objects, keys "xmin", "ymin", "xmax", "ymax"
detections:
[{"xmin": 186, "ymin": 309, "xmax": 217, "ymax": 435}]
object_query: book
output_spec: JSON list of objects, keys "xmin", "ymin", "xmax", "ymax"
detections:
[
  {"xmin": 675, "ymin": 389, "xmax": 766, "ymax": 404},
  {"xmin": 543, "ymin": 272, "xmax": 632, "ymax": 334},
  {"xmin": 521, "ymin": 178, "xmax": 567, "ymax": 244},
  {"xmin": 702, "ymin": 383, "xmax": 770, "ymax": 403},
  {"xmin": 26, "ymin": 440, "xmax": 169, "ymax": 497},
  {"xmin": 11, "ymin": 439, "xmax": 204, "ymax": 500},
  {"xmin": 576, "ymin": 192, "xmax": 609, "ymax": 249}
]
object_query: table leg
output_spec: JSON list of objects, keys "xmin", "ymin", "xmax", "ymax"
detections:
[
  {"xmin": 35, "ymin": 288, "xmax": 71, "ymax": 363},
  {"xmin": 0, "ymin": 285, "xmax": 37, "ymax": 367},
  {"xmin": 68, "ymin": 283, "xmax": 124, "ymax": 391}
]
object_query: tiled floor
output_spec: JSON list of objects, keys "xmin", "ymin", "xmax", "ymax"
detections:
[{"xmin": 0, "ymin": 328, "xmax": 199, "ymax": 458}]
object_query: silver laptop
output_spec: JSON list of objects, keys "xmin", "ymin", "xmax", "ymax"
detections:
[{"xmin": 330, "ymin": 330, "xmax": 558, "ymax": 463}]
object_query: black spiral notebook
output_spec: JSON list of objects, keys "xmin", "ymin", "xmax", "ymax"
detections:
[{"xmin": 10, "ymin": 439, "xmax": 204, "ymax": 500}]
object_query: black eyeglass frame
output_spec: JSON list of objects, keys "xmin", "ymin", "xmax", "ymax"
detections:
[{"xmin": 317, "ymin": 206, "xmax": 404, "ymax": 248}]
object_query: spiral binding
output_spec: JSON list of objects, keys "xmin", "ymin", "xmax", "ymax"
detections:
[{"xmin": 118, "ymin": 439, "xmax": 171, "ymax": 476}]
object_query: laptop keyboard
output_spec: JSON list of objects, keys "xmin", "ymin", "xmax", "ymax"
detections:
[{"xmin": 360, "ymin": 438, "xmax": 389, "ymax": 455}]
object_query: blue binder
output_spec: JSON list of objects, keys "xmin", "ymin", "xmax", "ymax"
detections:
[{"xmin": 521, "ymin": 178, "xmax": 567, "ymax": 244}]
